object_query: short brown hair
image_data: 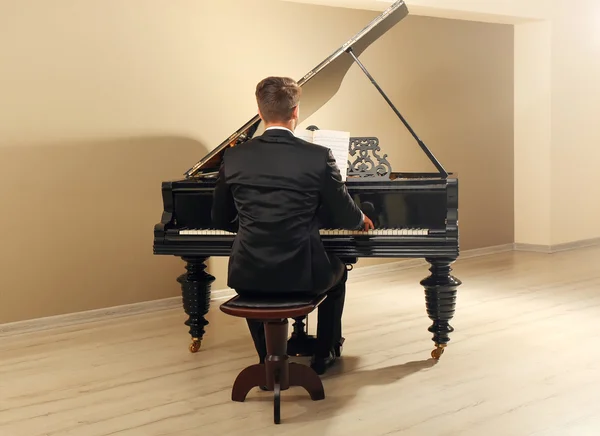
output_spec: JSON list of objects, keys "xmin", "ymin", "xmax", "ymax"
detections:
[{"xmin": 255, "ymin": 76, "xmax": 302, "ymax": 123}]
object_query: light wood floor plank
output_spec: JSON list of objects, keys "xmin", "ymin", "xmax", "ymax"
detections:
[{"xmin": 1, "ymin": 247, "xmax": 600, "ymax": 435}]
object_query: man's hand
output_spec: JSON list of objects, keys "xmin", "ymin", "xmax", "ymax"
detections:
[{"xmin": 363, "ymin": 214, "xmax": 374, "ymax": 231}]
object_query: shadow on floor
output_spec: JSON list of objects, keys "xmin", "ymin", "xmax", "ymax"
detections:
[{"xmin": 243, "ymin": 355, "xmax": 437, "ymax": 425}]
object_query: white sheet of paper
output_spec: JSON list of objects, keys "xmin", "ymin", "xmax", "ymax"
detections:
[
  {"xmin": 294, "ymin": 129, "xmax": 314, "ymax": 143},
  {"xmin": 312, "ymin": 130, "xmax": 350, "ymax": 181}
]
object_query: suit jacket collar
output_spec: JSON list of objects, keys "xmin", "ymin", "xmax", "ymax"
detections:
[{"xmin": 261, "ymin": 128, "xmax": 296, "ymax": 141}]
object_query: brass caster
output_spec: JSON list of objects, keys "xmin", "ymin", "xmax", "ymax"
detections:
[
  {"xmin": 189, "ymin": 339, "xmax": 201, "ymax": 353},
  {"xmin": 431, "ymin": 344, "xmax": 445, "ymax": 360}
]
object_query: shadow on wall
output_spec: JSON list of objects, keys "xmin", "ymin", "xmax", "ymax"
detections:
[{"xmin": 0, "ymin": 136, "xmax": 207, "ymax": 324}]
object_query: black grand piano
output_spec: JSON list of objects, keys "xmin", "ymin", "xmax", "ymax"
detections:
[{"xmin": 153, "ymin": 0, "xmax": 461, "ymax": 360}]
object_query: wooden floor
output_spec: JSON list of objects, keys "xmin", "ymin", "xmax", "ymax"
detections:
[{"xmin": 2, "ymin": 246, "xmax": 600, "ymax": 435}]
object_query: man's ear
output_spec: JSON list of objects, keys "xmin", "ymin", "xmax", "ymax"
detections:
[
  {"xmin": 292, "ymin": 105, "xmax": 299, "ymax": 120},
  {"xmin": 257, "ymin": 107, "xmax": 265, "ymax": 121}
]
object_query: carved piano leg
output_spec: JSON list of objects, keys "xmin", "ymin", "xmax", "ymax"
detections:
[
  {"xmin": 177, "ymin": 256, "xmax": 215, "ymax": 353},
  {"xmin": 421, "ymin": 257, "xmax": 461, "ymax": 360}
]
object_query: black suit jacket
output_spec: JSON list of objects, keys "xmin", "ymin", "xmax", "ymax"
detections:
[{"xmin": 211, "ymin": 128, "xmax": 364, "ymax": 293}]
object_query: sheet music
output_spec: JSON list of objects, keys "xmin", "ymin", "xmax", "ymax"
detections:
[
  {"xmin": 312, "ymin": 130, "xmax": 350, "ymax": 182},
  {"xmin": 295, "ymin": 129, "xmax": 350, "ymax": 181},
  {"xmin": 294, "ymin": 129, "xmax": 314, "ymax": 143}
]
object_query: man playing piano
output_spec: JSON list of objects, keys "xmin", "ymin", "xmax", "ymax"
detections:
[{"xmin": 211, "ymin": 76, "xmax": 374, "ymax": 375}]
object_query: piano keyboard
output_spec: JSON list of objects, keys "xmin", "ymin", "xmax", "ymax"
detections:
[{"xmin": 178, "ymin": 228, "xmax": 429, "ymax": 236}]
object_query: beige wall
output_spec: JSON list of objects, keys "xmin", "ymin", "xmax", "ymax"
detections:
[
  {"xmin": 0, "ymin": 0, "xmax": 514, "ymax": 323},
  {"xmin": 549, "ymin": 0, "xmax": 600, "ymax": 245},
  {"xmin": 513, "ymin": 20, "xmax": 552, "ymax": 246},
  {"xmin": 512, "ymin": 1, "xmax": 600, "ymax": 247}
]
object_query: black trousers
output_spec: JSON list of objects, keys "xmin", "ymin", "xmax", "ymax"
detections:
[{"xmin": 237, "ymin": 256, "xmax": 347, "ymax": 361}]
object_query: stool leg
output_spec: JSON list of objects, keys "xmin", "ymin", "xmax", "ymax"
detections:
[
  {"xmin": 265, "ymin": 319, "xmax": 290, "ymax": 424},
  {"xmin": 231, "ymin": 364, "xmax": 266, "ymax": 402},
  {"xmin": 264, "ymin": 319, "xmax": 290, "ymax": 390},
  {"xmin": 289, "ymin": 363, "xmax": 325, "ymax": 401}
]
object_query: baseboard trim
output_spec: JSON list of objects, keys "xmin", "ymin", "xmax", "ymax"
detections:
[
  {"xmin": 0, "ymin": 240, "xmax": 589, "ymax": 337},
  {"xmin": 513, "ymin": 243, "xmax": 551, "ymax": 253},
  {"xmin": 459, "ymin": 243, "xmax": 515, "ymax": 259},
  {"xmin": 0, "ymin": 297, "xmax": 181, "ymax": 337},
  {"xmin": 0, "ymin": 287, "xmax": 239, "ymax": 338},
  {"xmin": 514, "ymin": 237, "xmax": 600, "ymax": 254}
]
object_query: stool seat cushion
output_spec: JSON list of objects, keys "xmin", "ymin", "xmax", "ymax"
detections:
[{"xmin": 220, "ymin": 294, "xmax": 326, "ymax": 320}]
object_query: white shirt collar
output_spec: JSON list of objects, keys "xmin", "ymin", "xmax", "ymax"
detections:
[{"xmin": 265, "ymin": 126, "xmax": 294, "ymax": 135}]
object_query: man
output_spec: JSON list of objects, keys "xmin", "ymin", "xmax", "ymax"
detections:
[{"xmin": 211, "ymin": 76, "xmax": 374, "ymax": 374}]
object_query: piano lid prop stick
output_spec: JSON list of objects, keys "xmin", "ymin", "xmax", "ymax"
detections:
[{"xmin": 345, "ymin": 47, "xmax": 448, "ymax": 179}]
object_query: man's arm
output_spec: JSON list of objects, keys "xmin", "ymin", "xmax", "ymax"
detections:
[
  {"xmin": 211, "ymin": 154, "xmax": 238, "ymax": 232},
  {"xmin": 320, "ymin": 149, "xmax": 371, "ymax": 230}
]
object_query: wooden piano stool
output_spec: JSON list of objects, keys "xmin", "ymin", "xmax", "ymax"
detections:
[{"xmin": 220, "ymin": 294, "xmax": 327, "ymax": 424}]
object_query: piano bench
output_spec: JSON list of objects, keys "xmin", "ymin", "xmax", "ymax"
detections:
[{"xmin": 220, "ymin": 294, "xmax": 327, "ymax": 424}]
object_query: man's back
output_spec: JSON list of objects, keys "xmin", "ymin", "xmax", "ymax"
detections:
[
  {"xmin": 211, "ymin": 76, "xmax": 373, "ymax": 372},
  {"xmin": 212, "ymin": 128, "xmax": 363, "ymax": 293}
]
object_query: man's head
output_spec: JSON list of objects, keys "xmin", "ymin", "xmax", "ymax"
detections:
[{"xmin": 255, "ymin": 76, "xmax": 302, "ymax": 130}]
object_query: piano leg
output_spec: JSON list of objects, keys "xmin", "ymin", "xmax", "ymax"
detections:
[
  {"xmin": 421, "ymin": 257, "xmax": 461, "ymax": 360},
  {"xmin": 177, "ymin": 256, "xmax": 215, "ymax": 353}
]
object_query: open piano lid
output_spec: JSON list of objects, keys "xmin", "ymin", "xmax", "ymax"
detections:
[{"xmin": 184, "ymin": 0, "xmax": 409, "ymax": 178}]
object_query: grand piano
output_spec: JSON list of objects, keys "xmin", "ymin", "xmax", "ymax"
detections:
[{"xmin": 153, "ymin": 0, "xmax": 461, "ymax": 360}]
